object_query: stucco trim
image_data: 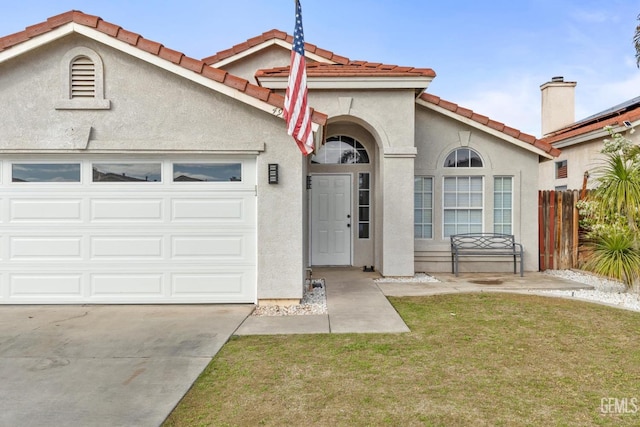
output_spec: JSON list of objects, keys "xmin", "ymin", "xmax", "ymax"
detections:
[
  {"xmin": 55, "ymin": 46, "xmax": 111, "ymax": 110},
  {"xmin": 383, "ymin": 147, "xmax": 417, "ymax": 158},
  {"xmin": 211, "ymin": 39, "xmax": 335, "ymax": 68},
  {"xmin": 417, "ymin": 98, "xmax": 555, "ymax": 160},
  {"xmin": 0, "ymin": 25, "xmax": 74, "ymax": 63}
]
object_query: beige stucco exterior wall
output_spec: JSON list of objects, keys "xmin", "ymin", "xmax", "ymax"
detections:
[
  {"xmin": 538, "ymin": 128, "xmax": 640, "ymax": 190},
  {"xmin": 0, "ymin": 33, "xmax": 306, "ymax": 301},
  {"xmin": 218, "ymin": 45, "xmax": 292, "ymax": 85},
  {"xmin": 414, "ymin": 107, "xmax": 540, "ymax": 273},
  {"xmin": 309, "ymin": 89, "xmax": 417, "ymax": 276}
]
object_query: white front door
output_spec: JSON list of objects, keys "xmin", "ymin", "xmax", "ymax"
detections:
[{"xmin": 311, "ymin": 174, "xmax": 352, "ymax": 265}]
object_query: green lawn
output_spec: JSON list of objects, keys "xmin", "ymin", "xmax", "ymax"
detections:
[{"xmin": 164, "ymin": 293, "xmax": 640, "ymax": 426}]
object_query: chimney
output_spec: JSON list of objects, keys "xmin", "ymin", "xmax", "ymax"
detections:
[{"xmin": 540, "ymin": 76, "xmax": 576, "ymax": 136}]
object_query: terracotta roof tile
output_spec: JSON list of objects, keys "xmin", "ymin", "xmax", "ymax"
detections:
[
  {"xmin": 419, "ymin": 93, "xmax": 560, "ymax": 157},
  {"xmin": 96, "ymin": 20, "xmax": 120, "ymax": 37},
  {"xmin": 201, "ymin": 66, "xmax": 227, "ymax": 83},
  {"xmin": 202, "ymin": 29, "xmax": 350, "ymax": 65},
  {"xmin": 116, "ymin": 28, "xmax": 141, "ymax": 46},
  {"xmin": 486, "ymin": 119, "xmax": 504, "ymax": 132},
  {"xmin": 223, "ymin": 73, "xmax": 248, "ymax": 92},
  {"xmin": 137, "ymin": 38, "xmax": 163, "ymax": 55},
  {"xmin": 46, "ymin": 11, "xmax": 77, "ymax": 28},
  {"xmin": 25, "ymin": 22, "xmax": 53, "ymax": 38},
  {"xmin": 245, "ymin": 84, "xmax": 271, "ymax": 102},
  {"xmin": 543, "ymin": 106, "xmax": 640, "ymax": 144},
  {"xmin": 0, "ymin": 31, "xmax": 29, "ymax": 50},
  {"xmin": 470, "ymin": 112, "xmax": 490, "ymax": 125},
  {"xmin": 0, "ymin": 10, "xmax": 327, "ymax": 127},
  {"xmin": 180, "ymin": 56, "xmax": 205, "ymax": 74},
  {"xmin": 71, "ymin": 12, "xmax": 100, "ymax": 27},
  {"xmin": 256, "ymin": 61, "xmax": 436, "ymax": 79}
]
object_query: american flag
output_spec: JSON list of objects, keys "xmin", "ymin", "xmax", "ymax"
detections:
[{"xmin": 284, "ymin": 0, "xmax": 314, "ymax": 155}]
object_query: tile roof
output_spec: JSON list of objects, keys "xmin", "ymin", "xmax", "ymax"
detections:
[
  {"xmin": 256, "ymin": 60, "xmax": 436, "ymax": 79},
  {"xmin": 200, "ymin": 27, "xmax": 549, "ymax": 157},
  {"xmin": 0, "ymin": 11, "xmax": 327, "ymax": 126},
  {"xmin": 543, "ymin": 98, "xmax": 640, "ymax": 144},
  {"xmin": 419, "ymin": 93, "xmax": 561, "ymax": 157},
  {"xmin": 202, "ymin": 29, "xmax": 350, "ymax": 65}
]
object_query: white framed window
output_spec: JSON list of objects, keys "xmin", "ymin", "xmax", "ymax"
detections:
[
  {"xmin": 555, "ymin": 160, "xmax": 567, "ymax": 179},
  {"xmin": 358, "ymin": 173, "xmax": 371, "ymax": 239},
  {"xmin": 493, "ymin": 177, "xmax": 513, "ymax": 234},
  {"xmin": 414, "ymin": 176, "xmax": 433, "ymax": 239},
  {"xmin": 12, "ymin": 163, "xmax": 81, "ymax": 183},
  {"xmin": 444, "ymin": 148, "xmax": 483, "ymax": 168},
  {"xmin": 92, "ymin": 163, "xmax": 162, "ymax": 183},
  {"xmin": 311, "ymin": 135, "xmax": 369, "ymax": 164},
  {"xmin": 443, "ymin": 176, "xmax": 483, "ymax": 237},
  {"xmin": 56, "ymin": 47, "xmax": 110, "ymax": 110},
  {"xmin": 172, "ymin": 163, "xmax": 242, "ymax": 182}
]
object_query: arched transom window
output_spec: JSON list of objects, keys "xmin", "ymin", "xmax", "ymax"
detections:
[
  {"xmin": 444, "ymin": 148, "xmax": 483, "ymax": 168},
  {"xmin": 311, "ymin": 135, "xmax": 370, "ymax": 164}
]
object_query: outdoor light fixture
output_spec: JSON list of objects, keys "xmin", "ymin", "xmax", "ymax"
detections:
[{"xmin": 268, "ymin": 163, "xmax": 279, "ymax": 184}]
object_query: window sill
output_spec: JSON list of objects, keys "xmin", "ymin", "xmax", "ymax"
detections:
[{"xmin": 55, "ymin": 99, "xmax": 111, "ymax": 110}]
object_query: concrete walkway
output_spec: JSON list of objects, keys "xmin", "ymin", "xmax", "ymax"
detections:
[
  {"xmin": 236, "ymin": 268, "xmax": 410, "ymax": 335},
  {"xmin": 236, "ymin": 268, "xmax": 592, "ymax": 335}
]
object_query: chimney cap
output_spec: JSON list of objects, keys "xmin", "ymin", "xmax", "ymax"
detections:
[{"xmin": 551, "ymin": 76, "xmax": 564, "ymax": 82}]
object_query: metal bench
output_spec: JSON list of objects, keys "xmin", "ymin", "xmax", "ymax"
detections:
[{"xmin": 450, "ymin": 233, "xmax": 524, "ymax": 277}]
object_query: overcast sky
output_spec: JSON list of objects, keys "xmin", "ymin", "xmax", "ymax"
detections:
[{"xmin": 2, "ymin": 1, "xmax": 639, "ymax": 136}]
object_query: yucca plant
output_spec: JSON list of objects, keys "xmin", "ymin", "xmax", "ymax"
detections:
[{"xmin": 583, "ymin": 229, "xmax": 640, "ymax": 290}]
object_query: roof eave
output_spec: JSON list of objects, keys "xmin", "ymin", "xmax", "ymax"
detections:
[
  {"xmin": 416, "ymin": 97, "xmax": 556, "ymax": 160},
  {"xmin": 0, "ymin": 20, "xmax": 327, "ymax": 129},
  {"xmin": 549, "ymin": 119, "xmax": 640, "ymax": 149},
  {"xmin": 258, "ymin": 75, "xmax": 434, "ymax": 91},
  {"xmin": 209, "ymin": 38, "xmax": 336, "ymax": 68}
]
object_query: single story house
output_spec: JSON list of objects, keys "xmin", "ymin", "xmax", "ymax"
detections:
[
  {"xmin": 538, "ymin": 76, "xmax": 640, "ymax": 190},
  {"xmin": 0, "ymin": 11, "xmax": 559, "ymax": 305}
]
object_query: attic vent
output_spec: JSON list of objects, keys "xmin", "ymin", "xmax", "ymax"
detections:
[
  {"xmin": 55, "ymin": 47, "xmax": 110, "ymax": 110},
  {"xmin": 71, "ymin": 56, "xmax": 96, "ymax": 98}
]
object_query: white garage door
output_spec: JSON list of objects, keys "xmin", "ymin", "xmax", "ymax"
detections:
[{"xmin": 0, "ymin": 156, "xmax": 256, "ymax": 304}]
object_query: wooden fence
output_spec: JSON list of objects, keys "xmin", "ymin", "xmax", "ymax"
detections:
[{"xmin": 538, "ymin": 190, "xmax": 586, "ymax": 271}]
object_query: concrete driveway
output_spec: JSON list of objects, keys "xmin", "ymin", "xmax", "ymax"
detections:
[{"xmin": 0, "ymin": 304, "xmax": 252, "ymax": 427}]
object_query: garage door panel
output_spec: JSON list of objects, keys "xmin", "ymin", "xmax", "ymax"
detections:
[
  {"xmin": 10, "ymin": 236, "xmax": 82, "ymax": 260},
  {"xmin": 10, "ymin": 274, "xmax": 83, "ymax": 297},
  {"xmin": 90, "ymin": 236, "xmax": 163, "ymax": 259},
  {"xmin": 171, "ymin": 198, "xmax": 248, "ymax": 222},
  {"xmin": 10, "ymin": 199, "xmax": 82, "ymax": 222},
  {"xmin": 171, "ymin": 235, "xmax": 250, "ymax": 259},
  {"xmin": 0, "ymin": 157, "xmax": 257, "ymax": 304},
  {"xmin": 91, "ymin": 274, "xmax": 163, "ymax": 296},
  {"xmin": 91, "ymin": 199, "xmax": 164, "ymax": 222},
  {"xmin": 171, "ymin": 272, "xmax": 246, "ymax": 297}
]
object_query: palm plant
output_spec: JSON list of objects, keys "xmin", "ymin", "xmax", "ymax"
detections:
[
  {"xmin": 580, "ymin": 126, "xmax": 640, "ymax": 289},
  {"xmin": 590, "ymin": 150, "xmax": 640, "ymax": 231}
]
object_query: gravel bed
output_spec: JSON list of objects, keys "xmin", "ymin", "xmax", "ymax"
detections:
[
  {"xmin": 374, "ymin": 273, "xmax": 440, "ymax": 283},
  {"xmin": 252, "ymin": 279, "xmax": 327, "ymax": 316},
  {"xmin": 540, "ymin": 270, "xmax": 640, "ymax": 312}
]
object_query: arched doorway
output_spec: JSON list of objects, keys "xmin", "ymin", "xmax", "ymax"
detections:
[{"xmin": 309, "ymin": 133, "xmax": 376, "ymax": 267}]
